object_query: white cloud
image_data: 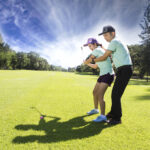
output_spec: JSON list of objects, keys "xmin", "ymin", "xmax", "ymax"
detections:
[{"xmin": 0, "ymin": 0, "xmax": 146, "ymax": 68}]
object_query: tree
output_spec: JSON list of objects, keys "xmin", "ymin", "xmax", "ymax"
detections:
[
  {"xmin": 27, "ymin": 52, "xmax": 40, "ymax": 70},
  {"xmin": 0, "ymin": 43, "xmax": 13, "ymax": 69},
  {"xmin": 139, "ymin": 0, "xmax": 150, "ymax": 81},
  {"xmin": 68, "ymin": 67, "xmax": 76, "ymax": 72},
  {"xmin": 0, "ymin": 33, "xmax": 3, "ymax": 44},
  {"xmin": 16, "ymin": 52, "xmax": 29, "ymax": 69},
  {"xmin": 11, "ymin": 52, "xmax": 17, "ymax": 70},
  {"xmin": 128, "ymin": 45, "xmax": 144, "ymax": 78}
]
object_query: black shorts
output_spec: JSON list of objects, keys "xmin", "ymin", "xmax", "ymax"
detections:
[{"xmin": 97, "ymin": 73, "xmax": 114, "ymax": 86}]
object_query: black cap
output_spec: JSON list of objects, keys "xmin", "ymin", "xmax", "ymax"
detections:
[{"xmin": 98, "ymin": 25, "xmax": 115, "ymax": 36}]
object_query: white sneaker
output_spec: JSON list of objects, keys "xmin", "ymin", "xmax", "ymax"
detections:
[
  {"xmin": 93, "ymin": 115, "xmax": 107, "ymax": 122},
  {"xmin": 87, "ymin": 109, "xmax": 99, "ymax": 115}
]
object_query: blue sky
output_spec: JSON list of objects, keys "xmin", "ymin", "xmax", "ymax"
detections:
[{"xmin": 0, "ymin": 0, "xmax": 147, "ymax": 68}]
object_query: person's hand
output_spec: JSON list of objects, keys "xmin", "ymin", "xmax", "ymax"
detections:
[
  {"xmin": 83, "ymin": 60, "xmax": 89, "ymax": 65},
  {"xmin": 88, "ymin": 57, "xmax": 92, "ymax": 63},
  {"xmin": 85, "ymin": 58, "xmax": 92, "ymax": 64},
  {"xmin": 101, "ymin": 45, "xmax": 105, "ymax": 49}
]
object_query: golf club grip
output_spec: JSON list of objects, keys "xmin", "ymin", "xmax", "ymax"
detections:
[
  {"xmin": 85, "ymin": 54, "xmax": 95, "ymax": 64},
  {"xmin": 85, "ymin": 54, "xmax": 91, "ymax": 60}
]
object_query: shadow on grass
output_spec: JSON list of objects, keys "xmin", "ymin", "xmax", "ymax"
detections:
[
  {"xmin": 135, "ymin": 95, "xmax": 150, "ymax": 101},
  {"xmin": 75, "ymin": 72, "xmax": 97, "ymax": 76},
  {"xmin": 129, "ymin": 79, "xmax": 150, "ymax": 85},
  {"xmin": 147, "ymin": 89, "xmax": 150, "ymax": 92},
  {"xmin": 12, "ymin": 115, "xmax": 114, "ymax": 144},
  {"xmin": 133, "ymin": 86, "xmax": 150, "ymax": 100}
]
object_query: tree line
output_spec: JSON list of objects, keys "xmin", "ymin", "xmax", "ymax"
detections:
[{"xmin": 0, "ymin": 42, "xmax": 68, "ymax": 71}]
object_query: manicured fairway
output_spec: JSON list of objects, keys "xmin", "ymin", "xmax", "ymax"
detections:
[{"xmin": 0, "ymin": 71, "xmax": 150, "ymax": 150}]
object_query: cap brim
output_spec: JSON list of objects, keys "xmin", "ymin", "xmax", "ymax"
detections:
[
  {"xmin": 83, "ymin": 44, "xmax": 88, "ymax": 47},
  {"xmin": 98, "ymin": 31, "xmax": 108, "ymax": 36},
  {"xmin": 98, "ymin": 32, "xmax": 104, "ymax": 36}
]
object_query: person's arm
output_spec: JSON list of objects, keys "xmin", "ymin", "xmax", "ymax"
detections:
[
  {"xmin": 94, "ymin": 40, "xmax": 117, "ymax": 62},
  {"xmin": 87, "ymin": 63, "xmax": 98, "ymax": 69},
  {"xmin": 84, "ymin": 55, "xmax": 95, "ymax": 65},
  {"xmin": 101, "ymin": 45, "xmax": 107, "ymax": 51},
  {"xmin": 94, "ymin": 50, "xmax": 112, "ymax": 62}
]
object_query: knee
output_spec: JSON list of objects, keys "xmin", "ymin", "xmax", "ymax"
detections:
[
  {"xmin": 111, "ymin": 93, "xmax": 116, "ymax": 100},
  {"xmin": 99, "ymin": 97, "xmax": 105, "ymax": 103},
  {"xmin": 112, "ymin": 88, "xmax": 118, "ymax": 98},
  {"xmin": 93, "ymin": 89, "xmax": 97, "ymax": 96},
  {"xmin": 111, "ymin": 92, "xmax": 120, "ymax": 101},
  {"xmin": 98, "ymin": 94, "xmax": 104, "ymax": 102}
]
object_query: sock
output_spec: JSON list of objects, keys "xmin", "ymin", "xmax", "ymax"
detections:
[
  {"xmin": 95, "ymin": 109, "xmax": 99, "ymax": 111},
  {"xmin": 101, "ymin": 114, "xmax": 106, "ymax": 118}
]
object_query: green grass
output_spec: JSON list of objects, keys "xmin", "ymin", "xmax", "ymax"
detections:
[{"xmin": 0, "ymin": 70, "xmax": 150, "ymax": 150}]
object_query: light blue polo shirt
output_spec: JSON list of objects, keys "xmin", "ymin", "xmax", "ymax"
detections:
[
  {"xmin": 107, "ymin": 38, "xmax": 132, "ymax": 68},
  {"xmin": 92, "ymin": 48, "xmax": 114, "ymax": 76}
]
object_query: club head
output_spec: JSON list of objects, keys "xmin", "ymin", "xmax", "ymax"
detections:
[{"xmin": 40, "ymin": 116, "xmax": 44, "ymax": 119}]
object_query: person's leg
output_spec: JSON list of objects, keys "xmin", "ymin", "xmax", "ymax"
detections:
[
  {"xmin": 110, "ymin": 66, "xmax": 133, "ymax": 121},
  {"xmin": 87, "ymin": 83, "xmax": 100, "ymax": 115},
  {"xmin": 93, "ymin": 82, "xmax": 100, "ymax": 109},
  {"xmin": 93, "ymin": 82, "xmax": 109, "ymax": 122},
  {"xmin": 97, "ymin": 82, "xmax": 109, "ymax": 115}
]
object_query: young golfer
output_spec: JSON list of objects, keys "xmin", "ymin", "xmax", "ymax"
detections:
[
  {"xmin": 87, "ymin": 26, "xmax": 133, "ymax": 124},
  {"xmin": 84, "ymin": 38, "xmax": 114, "ymax": 122}
]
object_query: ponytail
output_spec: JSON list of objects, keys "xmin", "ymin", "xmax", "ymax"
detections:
[{"xmin": 97, "ymin": 43, "xmax": 102, "ymax": 47}]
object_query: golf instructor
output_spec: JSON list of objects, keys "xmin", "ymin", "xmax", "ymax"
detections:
[{"xmin": 87, "ymin": 25, "xmax": 133, "ymax": 125}]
